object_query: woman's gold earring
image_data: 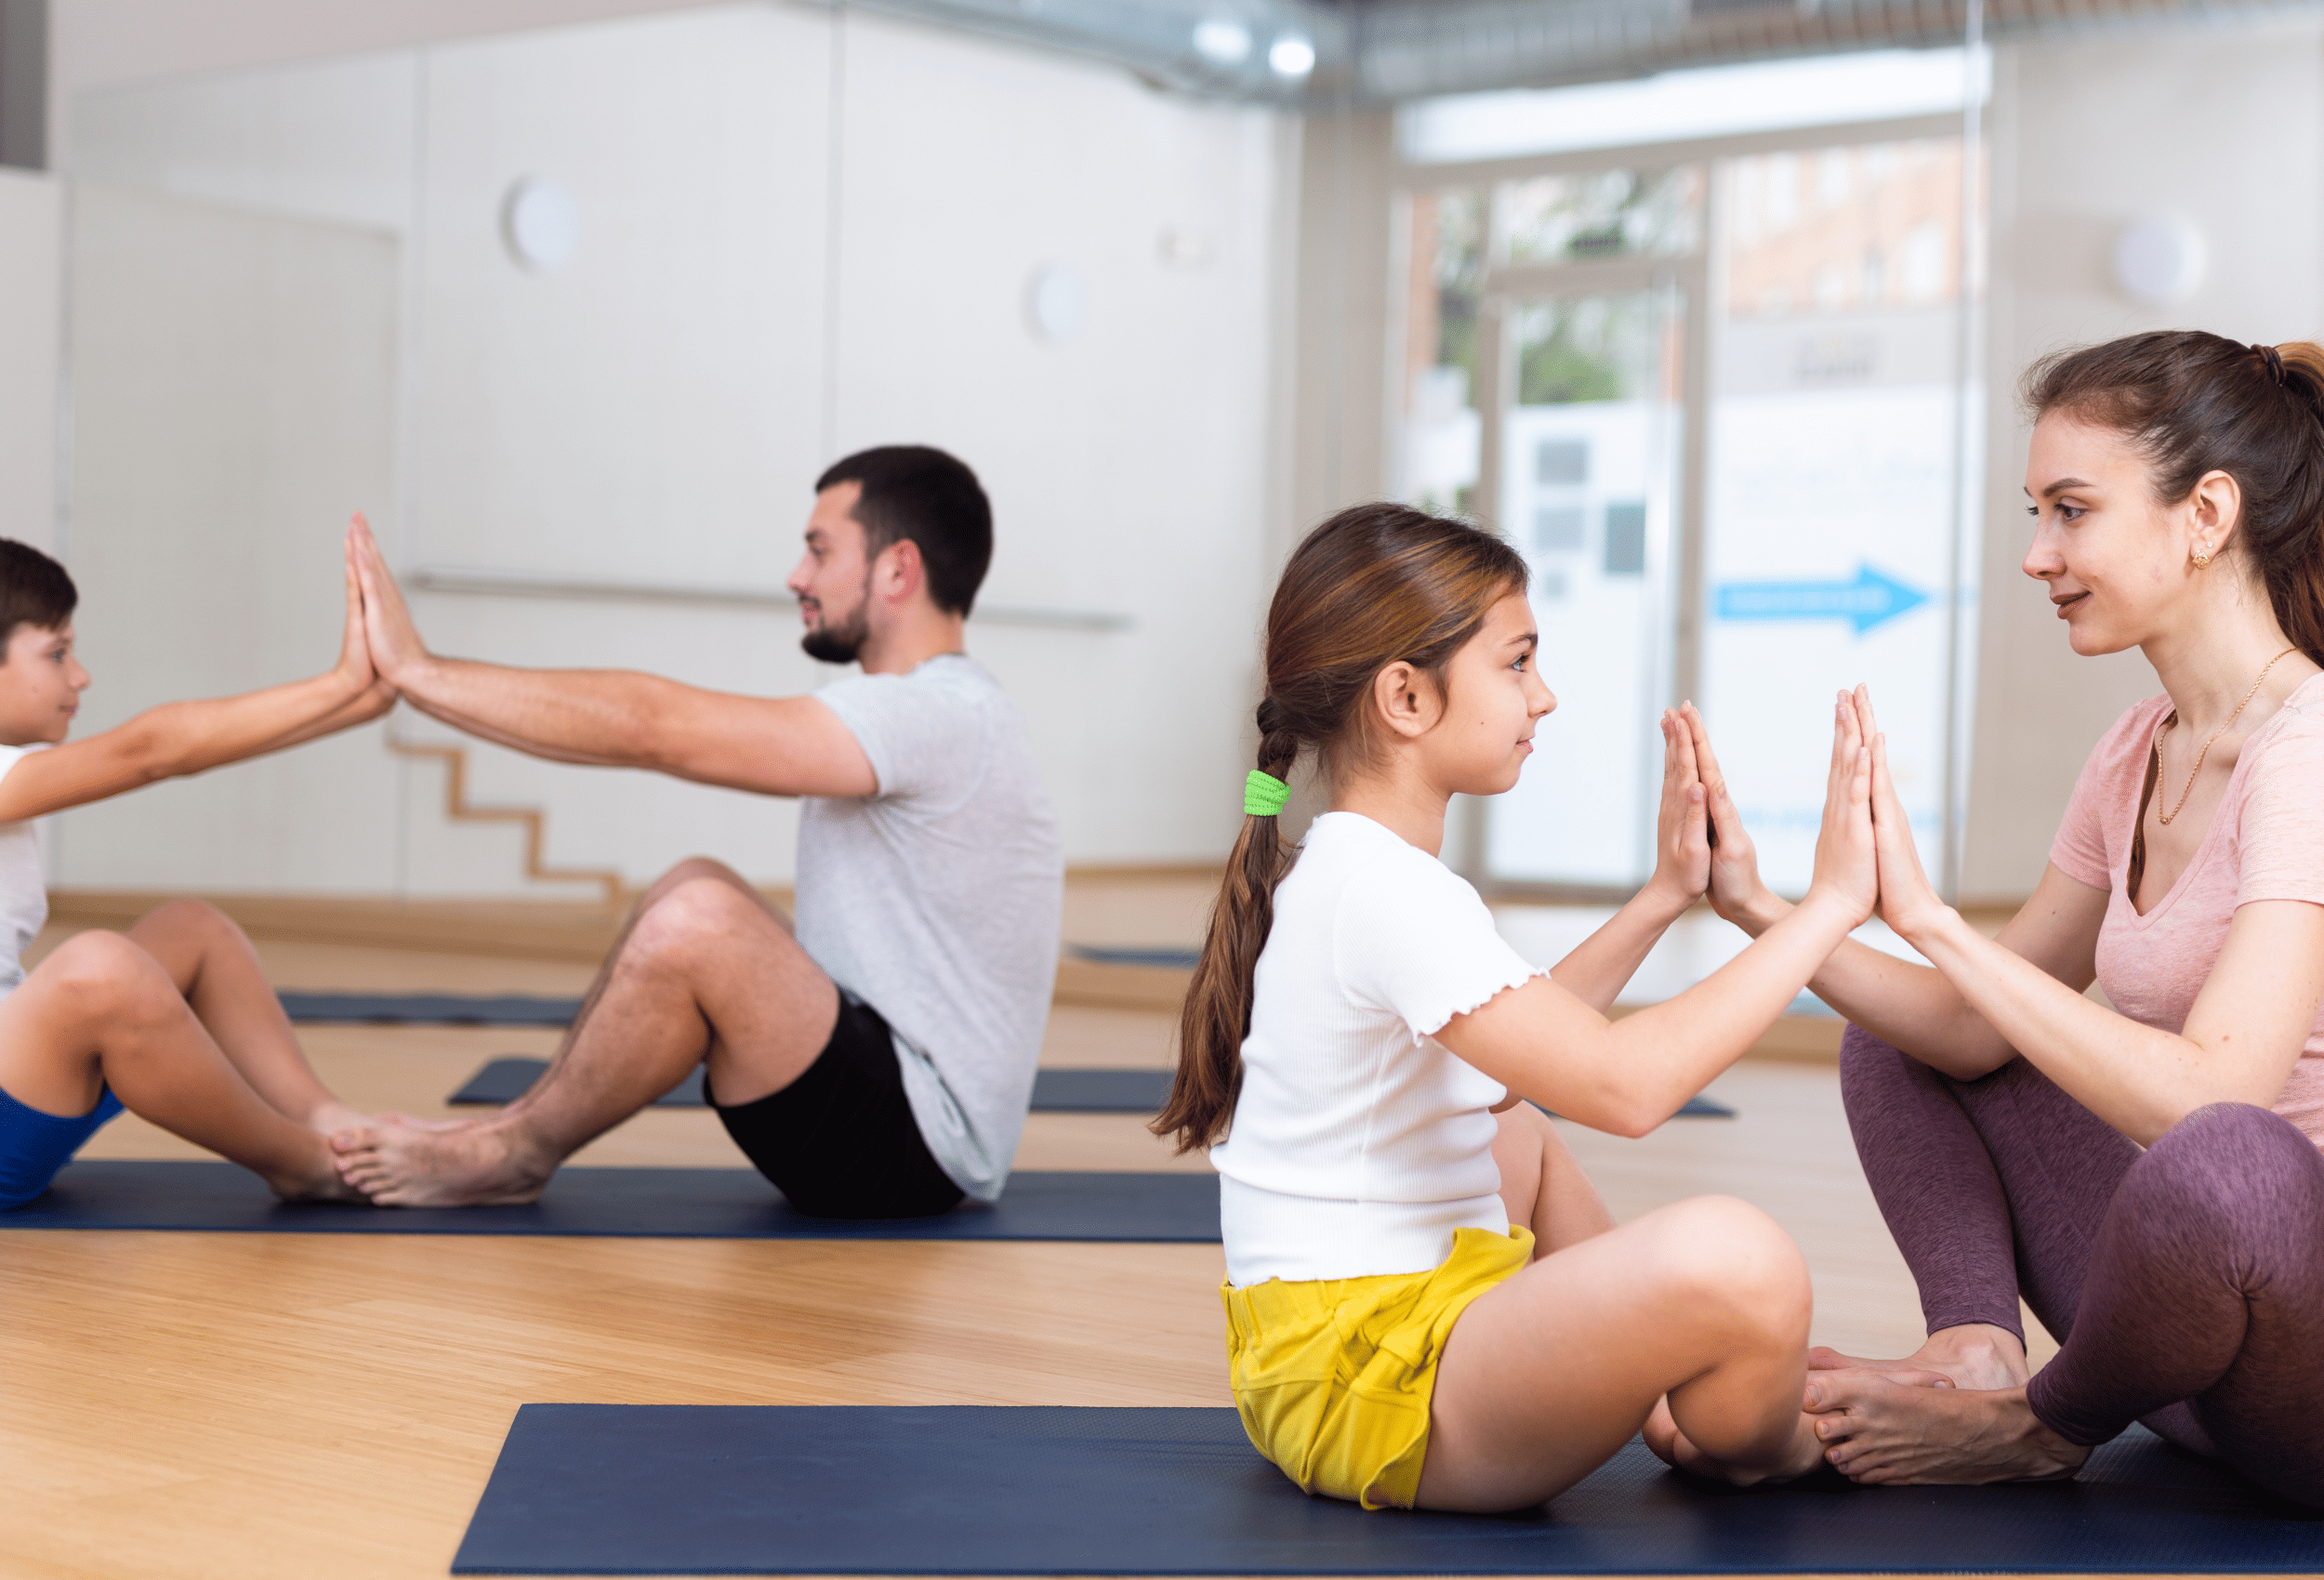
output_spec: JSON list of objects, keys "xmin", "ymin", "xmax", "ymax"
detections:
[{"xmin": 2193, "ymin": 545, "xmax": 2212, "ymax": 568}]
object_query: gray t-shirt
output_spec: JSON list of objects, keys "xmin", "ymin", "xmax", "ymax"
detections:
[{"xmin": 799, "ymin": 654, "xmax": 1063, "ymax": 1201}]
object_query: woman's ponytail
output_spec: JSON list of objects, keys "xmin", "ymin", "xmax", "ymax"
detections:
[{"xmin": 1151, "ymin": 503, "xmax": 1527, "ymax": 1154}]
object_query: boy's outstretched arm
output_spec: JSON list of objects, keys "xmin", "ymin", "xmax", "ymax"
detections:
[
  {"xmin": 0, "ymin": 523, "xmax": 393, "ymax": 824},
  {"xmin": 348, "ymin": 516, "xmax": 876, "ymax": 799}
]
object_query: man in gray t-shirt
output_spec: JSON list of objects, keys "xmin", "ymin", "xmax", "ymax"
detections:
[{"xmin": 333, "ymin": 447, "xmax": 1063, "ymax": 1214}]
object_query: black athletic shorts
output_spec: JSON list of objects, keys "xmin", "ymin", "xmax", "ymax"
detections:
[{"xmin": 706, "ymin": 990, "xmax": 967, "ymax": 1219}]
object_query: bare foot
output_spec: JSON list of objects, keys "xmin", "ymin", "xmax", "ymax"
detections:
[
  {"xmin": 265, "ymin": 1140, "xmax": 371, "ymax": 1205},
  {"xmin": 1808, "ymin": 1322, "xmax": 2028, "ymax": 1391},
  {"xmin": 304, "ymin": 1099, "xmax": 372, "ymax": 1137},
  {"xmin": 1804, "ymin": 1373, "xmax": 2089, "ymax": 1485},
  {"xmin": 1644, "ymin": 1397, "xmax": 1827, "ymax": 1486},
  {"xmin": 375, "ymin": 1110, "xmax": 470, "ymax": 1135},
  {"xmin": 330, "ymin": 1120, "xmax": 549, "ymax": 1206}
]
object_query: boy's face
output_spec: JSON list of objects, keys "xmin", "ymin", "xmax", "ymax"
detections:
[{"xmin": 0, "ymin": 623, "xmax": 88, "ymax": 746}]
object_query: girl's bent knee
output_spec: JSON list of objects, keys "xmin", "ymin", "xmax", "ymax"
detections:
[{"xmin": 1650, "ymin": 1196, "xmax": 1810, "ymax": 1323}]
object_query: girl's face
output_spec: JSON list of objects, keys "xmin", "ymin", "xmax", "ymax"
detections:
[
  {"xmin": 2022, "ymin": 412, "xmax": 2227, "ymax": 656},
  {"xmin": 1430, "ymin": 589, "xmax": 1556, "ymax": 796}
]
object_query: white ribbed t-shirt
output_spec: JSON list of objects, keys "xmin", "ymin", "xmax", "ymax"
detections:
[{"xmin": 1210, "ymin": 811, "xmax": 1545, "ymax": 1287}]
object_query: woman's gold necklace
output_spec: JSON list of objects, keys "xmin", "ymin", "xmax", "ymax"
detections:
[{"xmin": 2154, "ymin": 646, "xmax": 2300, "ymax": 825}]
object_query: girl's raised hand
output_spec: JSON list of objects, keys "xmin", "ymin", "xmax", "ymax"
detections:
[
  {"xmin": 1803, "ymin": 688, "xmax": 1877, "ymax": 927},
  {"xmin": 1855, "ymin": 687, "xmax": 1948, "ymax": 941},
  {"xmin": 1644, "ymin": 707, "xmax": 1711, "ymax": 907},
  {"xmin": 1681, "ymin": 703, "xmax": 1776, "ymax": 928}
]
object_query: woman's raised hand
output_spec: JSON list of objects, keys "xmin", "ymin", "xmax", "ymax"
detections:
[
  {"xmin": 1804, "ymin": 688, "xmax": 1878, "ymax": 927},
  {"xmin": 1644, "ymin": 707, "xmax": 1712, "ymax": 907},
  {"xmin": 1855, "ymin": 687, "xmax": 1948, "ymax": 941}
]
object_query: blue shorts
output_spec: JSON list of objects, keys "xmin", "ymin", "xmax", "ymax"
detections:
[{"xmin": 0, "ymin": 1082, "xmax": 123, "ymax": 1208}]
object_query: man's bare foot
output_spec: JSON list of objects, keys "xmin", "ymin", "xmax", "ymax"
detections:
[
  {"xmin": 1804, "ymin": 1373, "xmax": 2090, "ymax": 1485},
  {"xmin": 1644, "ymin": 1397, "xmax": 1827, "ymax": 1487},
  {"xmin": 330, "ymin": 1119, "xmax": 550, "ymax": 1206},
  {"xmin": 1807, "ymin": 1322, "xmax": 2028, "ymax": 1390}
]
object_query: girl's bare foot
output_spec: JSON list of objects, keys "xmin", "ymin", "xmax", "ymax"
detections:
[
  {"xmin": 1645, "ymin": 1398, "xmax": 1827, "ymax": 1486},
  {"xmin": 1807, "ymin": 1322, "xmax": 2028, "ymax": 1390},
  {"xmin": 1804, "ymin": 1374, "xmax": 2089, "ymax": 1485}
]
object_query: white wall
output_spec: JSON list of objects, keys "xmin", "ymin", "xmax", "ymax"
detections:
[
  {"xmin": 0, "ymin": 169, "xmax": 59, "ymax": 556},
  {"xmin": 62, "ymin": 3, "xmax": 1290, "ymax": 894},
  {"xmin": 1960, "ymin": 14, "xmax": 2324, "ymax": 899},
  {"xmin": 59, "ymin": 186, "xmax": 408, "ymax": 892}
]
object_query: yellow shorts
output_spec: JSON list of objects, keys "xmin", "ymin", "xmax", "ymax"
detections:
[{"xmin": 1221, "ymin": 1224, "xmax": 1534, "ymax": 1510}]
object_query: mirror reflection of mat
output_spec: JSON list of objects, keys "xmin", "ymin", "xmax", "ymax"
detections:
[
  {"xmin": 444, "ymin": 1059, "xmax": 1734, "ymax": 1120},
  {"xmin": 453, "ymin": 1404, "xmax": 2324, "ymax": 1575}
]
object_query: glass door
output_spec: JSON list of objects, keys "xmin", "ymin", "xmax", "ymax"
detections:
[
  {"xmin": 1484, "ymin": 286, "xmax": 1685, "ymax": 887},
  {"xmin": 1696, "ymin": 137, "xmax": 1975, "ymax": 892}
]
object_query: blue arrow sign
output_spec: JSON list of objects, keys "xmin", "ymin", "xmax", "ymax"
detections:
[{"xmin": 1713, "ymin": 562, "xmax": 1931, "ymax": 636}]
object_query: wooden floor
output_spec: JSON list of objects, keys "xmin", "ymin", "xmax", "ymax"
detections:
[{"xmin": 0, "ymin": 908, "xmax": 2106, "ymax": 1580}]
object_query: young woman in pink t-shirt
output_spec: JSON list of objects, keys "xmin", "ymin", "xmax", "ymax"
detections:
[{"xmin": 1692, "ymin": 330, "xmax": 2324, "ymax": 1508}]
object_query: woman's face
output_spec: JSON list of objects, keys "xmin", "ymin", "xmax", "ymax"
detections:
[
  {"xmin": 1431, "ymin": 589, "xmax": 1557, "ymax": 796},
  {"xmin": 2022, "ymin": 412, "xmax": 2220, "ymax": 657}
]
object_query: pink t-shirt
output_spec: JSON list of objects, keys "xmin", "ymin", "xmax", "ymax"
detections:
[{"xmin": 2051, "ymin": 672, "xmax": 2324, "ymax": 1144}]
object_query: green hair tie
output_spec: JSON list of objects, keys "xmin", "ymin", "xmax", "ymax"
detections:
[{"xmin": 1244, "ymin": 769, "xmax": 1290, "ymax": 818}]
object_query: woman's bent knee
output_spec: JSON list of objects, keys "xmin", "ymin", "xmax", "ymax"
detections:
[{"xmin": 2134, "ymin": 1102, "xmax": 2323, "ymax": 1222}]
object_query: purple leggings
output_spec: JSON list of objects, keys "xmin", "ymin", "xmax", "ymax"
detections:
[{"xmin": 1841, "ymin": 1026, "xmax": 2324, "ymax": 1508}]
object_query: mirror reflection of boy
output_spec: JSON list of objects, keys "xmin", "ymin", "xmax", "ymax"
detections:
[{"xmin": 0, "ymin": 531, "xmax": 392, "ymax": 1209}]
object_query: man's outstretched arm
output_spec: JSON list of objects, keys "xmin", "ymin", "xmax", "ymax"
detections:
[{"xmin": 350, "ymin": 518, "xmax": 875, "ymax": 799}]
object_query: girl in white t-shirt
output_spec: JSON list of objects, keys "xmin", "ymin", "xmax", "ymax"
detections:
[
  {"xmin": 1156, "ymin": 504, "xmax": 1881, "ymax": 1513},
  {"xmin": 0, "ymin": 528, "xmax": 392, "ymax": 1210}
]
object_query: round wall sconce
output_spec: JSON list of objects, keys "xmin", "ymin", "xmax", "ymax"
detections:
[
  {"xmin": 502, "ymin": 177, "xmax": 580, "ymax": 273},
  {"xmin": 2111, "ymin": 215, "xmax": 2206, "ymax": 307},
  {"xmin": 1192, "ymin": 18, "xmax": 1252, "ymax": 66},
  {"xmin": 1026, "ymin": 263, "xmax": 1088, "ymax": 344}
]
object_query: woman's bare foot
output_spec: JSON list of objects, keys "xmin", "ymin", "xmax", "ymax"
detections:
[
  {"xmin": 1807, "ymin": 1322, "xmax": 2028, "ymax": 1390},
  {"xmin": 330, "ymin": 1118, "xmax": 550, "ymax": 1206},
  {"xmin": 1804, "ymin": 1373, "xmax": 2090, "ymax": 1485}
]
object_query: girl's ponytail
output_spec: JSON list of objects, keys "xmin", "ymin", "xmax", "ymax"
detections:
[
  {"xmin": 1152, "ymin": 503, "xmax": 1527, "ymax": 1153},
  {"xmin": 1154, "ymin": 701, "xmax": 1300, "ymax": 1152}
]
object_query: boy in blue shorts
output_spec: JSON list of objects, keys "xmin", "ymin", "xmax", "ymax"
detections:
[{"xmin": 0, "ymin": 528, "xmax": 392, "ymax": 1208}]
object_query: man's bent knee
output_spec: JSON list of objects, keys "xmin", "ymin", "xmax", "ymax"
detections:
[{"xmin": 623, "ymin": 876, "xmax": 798, "ymax": 977}]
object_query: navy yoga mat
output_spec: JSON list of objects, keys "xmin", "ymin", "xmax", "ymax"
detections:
[
  {"xmin": 278, "ymin": 992, "xmax": 583, "ymax": 1026},
  {"xmin": 445, "ymin": 1058, "xmax": 1736, "ymax": 1120},
  {"xmin": 2, "ymin": 1161, "xmax": 1219, "ymax": 1241},
  {"xmin": 452, "ymin": 1404, "xmax": 2324, "ymax": 1575}
]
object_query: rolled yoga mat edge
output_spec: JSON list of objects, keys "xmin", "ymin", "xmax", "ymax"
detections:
[
  {"xmin": 451, "ymin": 1404, "xmax": 2324, "ymax": 1575},
  {"xmin": 4, "ymin": 1161, "xmax": 1220, "ymax": 1241}
]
